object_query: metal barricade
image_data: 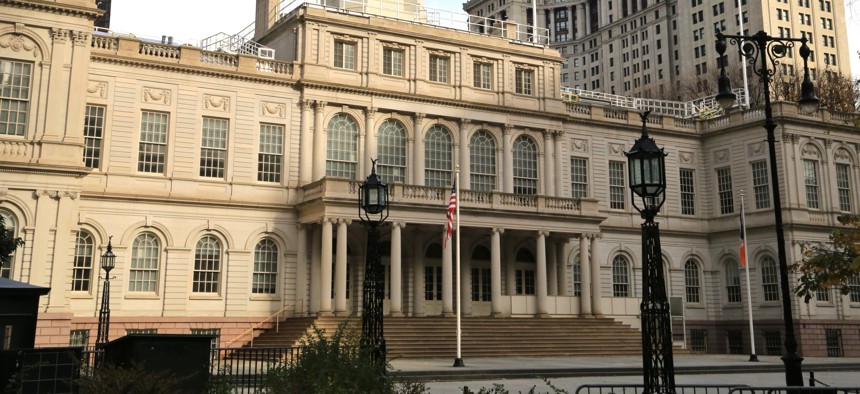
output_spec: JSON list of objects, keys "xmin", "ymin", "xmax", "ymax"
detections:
[
  {"xmin": 576, "ymin": 384, "xmax": 749, "ymax": 394},
  {"xmin": 729, "ymin": 387, "xmax": 860, "ymax": 394}
]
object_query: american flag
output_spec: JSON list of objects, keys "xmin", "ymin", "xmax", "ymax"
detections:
[
  {"xmin": 444, "ymin": 180, "xmax": 457, "ymax": 248},
  {"xmin": 739, "ymin": 203, "xmax": 747, "ymax": 267}
]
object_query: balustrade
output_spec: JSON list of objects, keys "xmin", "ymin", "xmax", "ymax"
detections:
[
  {"xmin": 90, "ymin": 35, "xmax": 118, "ymax": 51},
  {"xmin": 200, "ymin": 51, "xmax": 238, "ymax": 67},
  {"xmin": 139, "ymin": 43, "xmax": 180, "ymax": 60},
  {"xmin": 256, "ymin": 59, "xmax": 293, "ymax": 75}
]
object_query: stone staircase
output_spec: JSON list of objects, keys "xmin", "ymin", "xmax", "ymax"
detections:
[{"xmin": 248, "ymin": 316, "xmax": 654, "ymax": 358}]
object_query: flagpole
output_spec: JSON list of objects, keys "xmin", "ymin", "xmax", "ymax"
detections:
[
  {"xmin": 741, "ymin": 191, "xmax": 758, "ymax": 362},
  {"xmin": 453, "ymin": 165, "xmax": 464, "ymax": 367}
]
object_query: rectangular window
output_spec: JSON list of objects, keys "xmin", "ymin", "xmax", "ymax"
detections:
[
  {"xmin": 0, "ymin": 60, "xmax": 32, "ymax": 136},
  {"xmin": 680, "ymin": 168, "xmax": 695, "ymax": 215},
  {"xmin": 126, "ymin": 328, "xmax": 158, "ymax": 335},
  {"xmin": 717, "ymin": 167, "xmax": 734, "ymax": 214},
  {"xmin": 473, "ymin": 62, "xmax": 492, "ymax": 89},
  {"xmin": 826, "ymin": 329, "xmax": 843, "ymax": 357},
  {"xmin": 425, "ymin": 266, "xmax": 442, "ymax": 300},
  {"xmin": 764, "ymin": 330, "xmax": 782, "ymax": 355},
  {"xmin": 258, "ymin": 124, "xmax": 283, "ymax": 183},
  {"xmin": 69, "ymin": 329, "xmax": 89, "ymax": 347},
  {"xmin": 836, "ymin": 163, "xmax": 851, "ymax": 212},
  {"xmin": 727, "ymin": 330, "xmax": 743, "ymax": 354},
  {"xmin": 83, "ymin": 105, "xmax": 106, "ymax": 169},
  {"xmin": 191, "ymin": 328, "xmax": 221, "ymax": 350},
  {"xmin": 200, "ymin": 117, "xmax": 228, "ymax": 178},
  {"xmin": 515, "ymin": 69, "xmax": 533, "ymax": 95},
  {"xmin": 471, "ymin": 268, "xmax": 491, "ymax": 301},
  {"xmin": 609, "ymin": 161, "xmax": 626, "ymax": 209},
  {"xmin": 333, "ymin": 41, "xmax": 355, "ymax": 69},
  {"xmin": 570, "ymin": 157, "xmax": 588, "ymax": 198},
  {"xmin": 751, "ymin": 161, "xmax": 771, "ymax": 209},
  {"xmin": 817, "ymin": 287, "xmax": 831, "ymax": 303},
  {"xmin": 849, "ymin": 276, "xmax": 860, "ymax": 303},
  {"xmin": 138, "ymin": 111, "xmax": 169, "ymax": 174},
  {"xmin": 429, "ymin": 55, "xmax": 449, "ymax": 83},
  {"xmin": 691, "ymin": 330, "xmax": 707, "ymax": 353},
  {"xmin": 804, "ymin": 159, "xmax": 820, "ymax": 209},
  {"xmin": 383, "ymin": 48, "xmax": 403, "ymax": 76},
  {"xmin": 515, "ymin": 269, "xmax": 536, "ymax": 295}
]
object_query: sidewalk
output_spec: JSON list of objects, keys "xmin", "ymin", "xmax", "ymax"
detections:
[{"xmin": 391, "ymin": 354, "xmax": 860, "ymax": 381}]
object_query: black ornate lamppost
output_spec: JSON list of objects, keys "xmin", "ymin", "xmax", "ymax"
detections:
[
  {"xmin": 358, "ymin": 159, "xmax": 389, "ymax": 365},
  {"xmin": 625, "ymin": 111, "xmax": 674, "ymax": 394},
  {"xmin": 94, "ymin": 236, "xmax": 116, "ymax": 366},
  {"xmin": 715, "ymin": 30, "xmax": 820, "ymax": 387}
]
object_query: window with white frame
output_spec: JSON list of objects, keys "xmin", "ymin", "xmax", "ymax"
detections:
[
  {"xmin": 515, "ymin": 68, "xmax": 534, "ymax": 95},
  {"xmin": 193, "ymin": 235, "xmax": 221, "ymax": 294},
  {"xmin": 253, "ymin": 239, "xmax": 278, "ymax": 294},
  {"xmin": 804, "ymin": 159, "xmax": 820, "ymax": 209},
  {"xmin": 258, "ymin": 124, "xmax": 283, "ymax": 183},
  {"xmin": 612, "ymin": 255, "xmax": 630, "ymax": 297},
  {"xmin": 572, "ymin": 255, "xmax": 581, "ymax": 296},
  {"xmin": 377, "ymin": 119, "xmax": 407, "ymax": 184},
  {"xmin": 138, "ymin": 111, "xmax": 169, "ymax": 174},
  {"xmin": 751, "ymin": 161, "xmax": 771, "ymax": 209},
  {"xmin": 429, "ymin": 54, "xmax": 449, "ymax": 83},
  {"xmin": 425, "ymin": 266, "xmax": 442, "ymax": 300},
  {"xmin": 684, "ymin": 259, "xmax": 701, "ymax": 303},
  {"xmin": 726, "ymin": 261, "xmax": 741, "ymax": 303},
  {"xmin": 761, "ymin": 255, "xmax": 780, "ymax": 301},
  {"xmin": 333, "ymin": 40, "xmax": 356, "ymax": 69},
  {"xmin": 609, "ymin": 161, "xmax": 626, "ymax": 209},
  {"xmin": 471, "ymin": 267, "xmax": 491, "ymax": 301},
  {"xmin": 71, "ymin": 231, "xmax": 94, "ymax": 292},
  {"xmin": 570, "ymin": 157, "xmax": 588, "ymax": 198},
  {"xmin": 470, "ymin": 130, "xmax": 497, "ymax": 191},
  {"xmin": 0, "ymin": 59, "xmax": 32, "ymax": 136},
  {"xmin": 473, "ymin": 62, "xmax": 492, "ymax": 89},
  {"xmin": 817, "ymin": 287, "xmax": 831, "ymax": 303},
  {"xmin": 325, "ymin": 114, "xmax": 358, "ymax": 179},
  {"xmin": 382, "ymin": 47, "xmax": 403, "ymax": 76},
  {"xmin": 717, "ymin": 167, "xmax": 734, "ymax": 214},
  {"xmin": 83, "ymin": 105, "xmax": 105, "ymax": 169},
  {"xmin": 424, "ymin": 125, "xmax": 453, "ymax": 187},
  {"xmin": 512, "ymin": 135, "xmax": 538, "ymax": 195},
  {"xmin": 836, "ymin": 163, "xmax": 852, "ymax": 212},
  {"xmin": 0, "ymin": 211, "xmax": 17, "ymax": 278},
  {"xmin": 514, "ymin": 248, "xmax": 536, "ymax": 295},
  {"xmin": 129, "ymin": 233, "xmax": 160, "ymax": 292},
  {"xmin": 679, "ymin": 168, "xmax": 695, "ymax": 215},
  {"xmin": 69, "ymin": 330, "xmax": 89, "ymax": 347},
  {"xmin": 849, "ymin": 275, "xmax": 860, "ymax": 303},
  {"xmin": 200, "ymin": 117, "xmax": 228, "ymax": 178}
]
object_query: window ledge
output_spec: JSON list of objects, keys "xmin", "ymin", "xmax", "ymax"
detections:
[
  {"xmin": 760, "ymin": 301, "xmax": 782, "ymax": 307},
  {"xmin": 125, "ymin": 294, "xmax": 159, "ymax": 300},
  {"xmin": 249, "ymin": 295, "xmax": 280, "ymax": 301},
  {"xmin": 723, "ymin": 303, "xmax": 743, "ymax": 308},
  {"xmin": 70, "ymin": 293, "xmax": 94, "ymax": 299},
  {"xmin": 189, "ymin": 294, "xmax": 222, "ymax": 300}
]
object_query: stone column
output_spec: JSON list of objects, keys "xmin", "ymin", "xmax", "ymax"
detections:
[
  {"xmin": 547, "ymin": 238, "xmax": 558, "ymax": 295},
  {"xmin": 413, "ymin": 234, "xmax": 425, "ymax": 316},
  {"xmin": 300, "ymin": 100, "xmax": 313, "ymax": 185},
  {"xmin": 334, "ymin": 219, "xmax": 349, "ymax": 315},
  {"xmin": 390, "ymin": 222, "xmax": 404, "ymax": 316},
  {"xmin": 591, "ymin": 235, "xmax": 603, "ymax": 316},
  {"xmin": 296, "ymin": 224, "xmax": 309, "ymax": 315},
  {"xmin": 580, "ymin": 234, "xmax": 592, "ymax": 316},
  {"xmin": 365, "ymin": 107, "xmax": 377, "ymax": 176},
  {"xmin": 554, "ymin": 131, "xmax": 565, "ymax": 197},
  {"xmin": 312, "ymin": 101, "xmax": 327, "ymax": 181},
  {"xmin": 414, "ymin": 113, "xmax": 426, "ymax": 185},
  {"xmin": 505, "ymin": 235, "xmax": 516, "ymax": 295},
  {"xmin": 536, "ymin": 230, "xmax": 549, "ymax": 316},
  {"xmin": 458, "ymin": 119, "xmax": 470, "ymax": 187},
  {"xmin": 320, "ymin": 218, "xmax": 333, "ymax": 315},
  {"xmin": 442, "ymin": 226, "xmax": 454, "ymax": 316},
  {"xmin": 490, "ymin": 228, "xmax": 504, "ymax": 315},
  {"xmin": 310, "ymin": 225, "xmax": 322, "ymax": 314},
  {"xmin": 543, "ymin": 133, "xmax": 555, "ymax": 197},
  {"xmin": 503, "ymin": 125, "xmax": 514, "ymax": 193}
]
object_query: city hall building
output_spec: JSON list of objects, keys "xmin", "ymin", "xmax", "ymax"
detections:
[{"xmin": 1, "ymin": 0, "xmax": 859, "ymax": 357}]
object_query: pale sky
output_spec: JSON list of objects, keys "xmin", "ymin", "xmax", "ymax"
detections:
[{"xmin": 110, "ymin": 0, "xmax": 860, "ymax": 78}]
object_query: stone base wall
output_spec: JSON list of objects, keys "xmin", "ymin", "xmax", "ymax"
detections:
[{"xmin": 685, "ymin": 319, "xmax": 860, "ymax": 357}]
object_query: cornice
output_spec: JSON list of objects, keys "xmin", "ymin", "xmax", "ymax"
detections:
[
  {"xmin": 0, "ymin": 162, "xmax": 90, "ymax": 177},
  {"xmin": 4, "ymin": 0, "xmax": 102, "ymax": 21}
]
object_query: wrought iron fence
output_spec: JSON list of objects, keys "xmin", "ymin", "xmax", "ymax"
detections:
[
  {"xmin": 210, "ymin": 346, "xmax": 299, "ymax": 390},
  {"xmin": 575, "ymin": 384, "xmax": 748, "ymax": 394}
]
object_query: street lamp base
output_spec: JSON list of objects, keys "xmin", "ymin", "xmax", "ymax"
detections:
[
  {"xmin": 749, "ymin": 354, "xmax": 759, "ymax": 362},
  {"xmin": 453, "ymin": 358, "xmax": 465, "ymax": 367}
]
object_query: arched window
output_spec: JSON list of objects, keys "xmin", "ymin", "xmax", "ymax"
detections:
[
  {"xmin": 326, "ymin": 114, "xmax": 358, "ymax": 179},
  {"xmin": 193, "ymin": 235, "xmax": 222, "ymax": 294},
  {"xmin": 684, "ymin": 259, "xmax": 701, "ymax": 304},
  {"xmin": 253, "ymin": 239, "xmax": 278, "ymax": 294},
  {"xmin": 72, "ymin": 231, "xmax": 94, "ymax": 292},
  {"xmin": 377, "ymin": 119, "xmax": 407, "ymax": 183},
  {"xmin": 761, "ymin": 255, "xmax": 780, "ymax": 302},
  {"xmin": 424, "ymin": 125, "xmax": 453, "ymax": 187},
  {"xmin": 469, "ymin": 130, "xmax": 497, "ymax": 191},
  {"xmin": 572, "ymin": 255, "xmax": 582, "ymax": 297},
  {"xmin": 612, "ymin": 255, "xmax": 630, "ymax": 297},
  {"xmin": 512, "ymin": 135, "xmax": 538, "ymax": 195},
  {"xmin": 0, "ymin": 210, "xmax": 17, "ymax": 278},
  {"xmin": 130, "ymin": 233, "xmax": 160, "ymax": 292},
  {"xmin": 725, "ymin": 260, "xmax": 741, "ymax": 303}
]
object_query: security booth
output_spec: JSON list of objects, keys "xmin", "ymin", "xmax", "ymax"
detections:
[{"xmin": 0, "ymin": 277, "xmax": 51, "ymax": 390}]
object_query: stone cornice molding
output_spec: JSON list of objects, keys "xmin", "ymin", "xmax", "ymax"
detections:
[{"xmin": 4, "ymin": 0, "xmax": 102, "ymax": 21}]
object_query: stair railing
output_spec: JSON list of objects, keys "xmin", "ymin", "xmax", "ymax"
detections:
[{"xmin": 224, "ymin": 299, "xmax": 303, "ymax": 348}]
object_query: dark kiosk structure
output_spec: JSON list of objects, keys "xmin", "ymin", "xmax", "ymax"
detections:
[
  {"xmin": 625, "ymin": 111, "xmax": 675, "ymax": 394},
  {"xmin": 359, "ymin": 159, "xmax": 389, "ymax": 364},
  {"xmin": 715, "ymin": 30, "xmax": 820, "ymax": 387}
]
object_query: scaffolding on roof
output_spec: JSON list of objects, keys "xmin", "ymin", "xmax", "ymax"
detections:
[{"xmin": 561, "ymin": 87, "xmax": 748, "ymax": 119}]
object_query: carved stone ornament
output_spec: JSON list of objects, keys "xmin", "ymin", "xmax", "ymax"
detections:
[
  {"xmin": 427, "ymin": 49, "xmax": 450, "ymax": 57},
  {"xmin": 570, "ymin": 138, "xmax": 588, "ymax": 153},
  {"xmin": 203, "ymin": 94, "xmax": 231, "ymax": 112},
  {"xmin": 332, "ymin": 33, "xmax": 359, "ymax": 43},
  {"xmin": 381, "ymin": 41, "xmax": 405, "ymax": 50},
  {"xmin": 801, "ymin": 143, "xmax": 821, "ymax": 159},
  {"xmin": 260, "ymin": 101, "xmax": 286, "ymax": 118},
  {"xmin": 514, "ymin": 63, "xmax": 536, "ymax": 70},
  {"xmin": 87, "ymin": 81, "xmax": 108, "ymax": 98},
  {"xmin": 679, "ymin": 151, "xmax": 693, "ymax": 164},
  {"xmin": 50, "ymin": 28, "xmax": 68, "ymax": 43},
  {"xmin": 608, "ymin": 143, "xmax": 625, "ymax": 156},
  {"xmin": 714, "ymin": 149, "xmax": 730, "ymax": 163},
  {"xmin": 0, "ymin": 34, "xmax": 37, "ymax": 57},
  {"xmin": 747, "ymin": 142, "xmax": 765, "ymax": 156},
  {"xmin": 143, "ymin": 88, "xmax": 171, "ymax": 105},
  {"xmin": 71, "ymin": 30, "xmax": 89, "ymax": 46},
  {"xmin": 834, "ymin": 147, "xmax": 852, "ymax": 162},
  {"xmin": 472, "ymin": 56, "xmax": 493, "ymax": 64}
]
